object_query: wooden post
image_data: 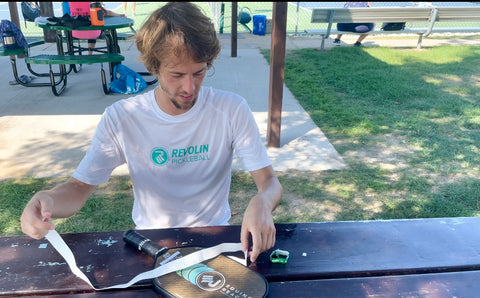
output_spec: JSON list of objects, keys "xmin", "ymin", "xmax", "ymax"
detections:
[
  {"xmin": 267, "ymin": 2, "xmax": 287, "ymax": 148},
  {"xmin": 8, "ymin": 3, "xmax": 23, "ymax": 58},
  {"xmin": 39, "ymin": 2, "xmax": 56, "ymax": 42},
  {"xmin": 231, "ymin": 2, "xmax": 237, "ymax": 58},
  {"xmin": 8, "ymin": 2, "xmax": 21, "ymax": 28}
]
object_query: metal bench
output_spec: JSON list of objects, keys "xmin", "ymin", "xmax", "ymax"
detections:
[
  {"xmin": 432, "ymin": 7, "xmax": 480, "ymax": 35},
  {"xmin": 306, "ymin": 6, "xmax": 480, "ymax": 50},
  {"xmin": 25, "ymin": 53, "xmax": 124, "ymax": 96}
]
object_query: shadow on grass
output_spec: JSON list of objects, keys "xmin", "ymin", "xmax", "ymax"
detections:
[
  {"xmin": 262, "ymin": 45, "xmax": 480, "ymax": 222},
  {"xmin": 371, "ymin": 177, "xmax": 480, "ymax": 219}
]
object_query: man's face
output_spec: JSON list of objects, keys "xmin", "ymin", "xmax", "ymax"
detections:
[{"xmin": 155, "ymin": 54, "xmax": 208, "ymax": 115}]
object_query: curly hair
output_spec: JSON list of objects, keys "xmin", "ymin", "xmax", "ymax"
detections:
[{"xmin": 135, "ymin": 2, "xmax": 220, "ymax": 75}]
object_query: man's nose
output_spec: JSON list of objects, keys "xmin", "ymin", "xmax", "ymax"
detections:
[{"xmin": 182, "ymin": 75, "xmax": 195, "ymax": 94}]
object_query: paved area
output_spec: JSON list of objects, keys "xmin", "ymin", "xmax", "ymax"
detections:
[{"xmin": 1, "ymin": 33, "xmax": 477, "ymax": 178}]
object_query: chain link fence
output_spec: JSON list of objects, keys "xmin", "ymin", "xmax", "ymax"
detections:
[
  {"xmin": 4, "ymin": 2, "xmax": 479, "ymax": 38},
  {"xmin": 211, "ymin": 2, "xmax": 480, "ymax": 36}
]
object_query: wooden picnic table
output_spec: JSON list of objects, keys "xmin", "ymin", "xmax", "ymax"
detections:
[{"xmin": 0, "ymin": 217, "xmax": 478, "ymax": 297}]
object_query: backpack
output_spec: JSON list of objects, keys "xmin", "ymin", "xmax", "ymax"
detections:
[
  {"xmin": 381, "ymin": 22, "xmax": 406, "ymax": 31},
  {"xmin": 21, "ymin": 2, "xmax": 41, "ymax": 27},
  {"xmin": 0, "ymin": 19, "xmax": 29, "ymax": 49}
]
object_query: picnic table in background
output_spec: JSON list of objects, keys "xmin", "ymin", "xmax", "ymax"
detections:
[
  {"xmin": 27, "ymin": 16, "xmax": 155, "ymax": 96},
  {"xmin": 23, "ymin": 16, "xmax": 132, "ymax": 95}
]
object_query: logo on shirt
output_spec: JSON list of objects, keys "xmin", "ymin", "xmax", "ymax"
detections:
[
  {"xmin": 151, "ymin": 145, "xmax": 210, "ymax": 166},
  {"xmin": 151, "ymin": 147, "xmax": 168, "ymax": 166}
]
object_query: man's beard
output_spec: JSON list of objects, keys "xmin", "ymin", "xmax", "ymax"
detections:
[{"xmin": 160, "ymin": 81, "xmax": 197, "ymax": 111}]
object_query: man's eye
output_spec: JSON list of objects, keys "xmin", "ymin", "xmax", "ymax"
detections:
[{"xmin": 195, "ymin": 70, "xmax": 206, "ymax": 77}]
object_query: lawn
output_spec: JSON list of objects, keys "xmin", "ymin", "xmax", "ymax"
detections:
[
  {"xmin": 1, "ymin": 45, "xmax": 479, "ymax": 236},
  {"xmin": 265, "ymin": 45, "xmax": 480, "ymax": 222}
]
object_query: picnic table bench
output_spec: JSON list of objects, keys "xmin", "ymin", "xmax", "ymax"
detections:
[
  {"xmin": 25, "ymin": 53, "xmax": 124, "ymax": 96},
  {"xmin": 1, "ymin": 38, "xmax": 46, "ymax": 85},
  {"xmin": 0, "ymin": 217, "xmax": 478, "ymax": 297},
  {"xmin": 306, "ymin": 6, "xmax": 480, "ymax": 50},
  {"xmin": 1, "ymin": 37, "xmax": 124, "ymax": 96}
]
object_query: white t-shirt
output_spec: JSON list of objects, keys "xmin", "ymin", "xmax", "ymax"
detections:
[{"xmin": 73, "ymin": 86, "xmax": 271, "ymax": 229}]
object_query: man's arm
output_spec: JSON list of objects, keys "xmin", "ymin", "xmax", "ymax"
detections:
[
  {"xmin": 241, "ymin": 165, "xmax": 283, "ymax": 263},
  {"xmin": 20, "ymin": 177, "xmax": 96, "ymax": 239}
]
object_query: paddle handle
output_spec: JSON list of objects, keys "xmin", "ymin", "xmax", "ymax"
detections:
[{"xmin": 123, "ymin": 230, "xmax": 168, "ymax": 259}]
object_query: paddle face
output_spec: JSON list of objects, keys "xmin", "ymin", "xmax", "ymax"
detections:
[
  {"xmin": 123, "ymin": 230, "xmax": 269, "ymax": 298},
  {"xmin": 153, "ymin": 247, "xmax": 268, "ymax": 298}
]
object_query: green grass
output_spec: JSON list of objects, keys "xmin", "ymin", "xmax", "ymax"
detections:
[
  {"xmin": 0, "ymin": 176, "xmax": 136, "ymax": 236},
  {"xmin": 262, "ymin": 45, "xmax": 479, "ymax": 221},
  {"xmin": 1, "ymin": 44, "xmax": 479, "ymax": 236}
]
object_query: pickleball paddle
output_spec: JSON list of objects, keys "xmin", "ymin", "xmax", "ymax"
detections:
[{"xmin": 123, "ymin": 230, "xmax": 269, "ymax": 298}]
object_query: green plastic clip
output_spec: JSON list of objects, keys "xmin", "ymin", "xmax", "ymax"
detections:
[{"xmin": 270, "ymin": 249, "xmax": 289, "ymax": 264}]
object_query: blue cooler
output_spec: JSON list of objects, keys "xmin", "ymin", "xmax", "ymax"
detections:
[{"xmin": 253, "ymin": 15, "xmax": 266, "ymax": 35}]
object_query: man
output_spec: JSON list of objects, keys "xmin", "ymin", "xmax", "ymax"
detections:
[{"xmin": 20, "ymin": 2, "xmax": 282, "ymax": 263}]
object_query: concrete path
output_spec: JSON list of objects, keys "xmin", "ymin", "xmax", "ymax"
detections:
[{"xmin": 2, "ymin": 33, "xmax": 477, "ymax": 178}]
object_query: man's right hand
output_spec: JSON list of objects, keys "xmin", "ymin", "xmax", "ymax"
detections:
[
  {"xmin": 20, "ymin": 192, "xmax": 56, "ymax": 239},
  {"xmin": 20, "ymin": 177, "xmax": 96, "ymax": 239}
]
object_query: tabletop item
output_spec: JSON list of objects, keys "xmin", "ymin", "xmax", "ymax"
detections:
[
  {"xmin": 45, "ymin": 14, "xmax": 91, "ymax": 29},
  {"xmin": 1, "ymin": 30, "xmax": 16, "ymax": 49},
  {"xmin": 269, "ymin": 249, "xmax": 289, "ymax": 264},
  {"xmin": 90, "ymin": 2, "xmax": 105, "ymax": 26},
  {"xmin": 44, "ymin": 229, "xmax": 250, "ymax": 293},
  {"xmin": 124, "ymin": 230, "xmax": 269, "ymax": 298}
]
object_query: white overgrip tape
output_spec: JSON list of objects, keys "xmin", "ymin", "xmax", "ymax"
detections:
[{"xmin": 45, "ymin": 229, "xmax": 244, "ymax": 290}]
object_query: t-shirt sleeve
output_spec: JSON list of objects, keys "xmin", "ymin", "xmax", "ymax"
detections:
[
  {"xmin": 231, "ymin": 98, "xmax": 271, "ymax": 172},
  {"xmin": 72, "ymin": 107, "xmax": 126, "ymax": 185}
]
